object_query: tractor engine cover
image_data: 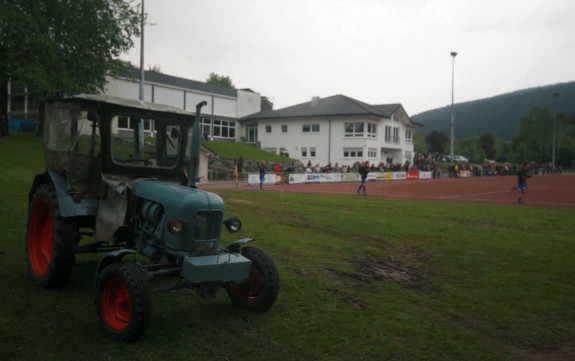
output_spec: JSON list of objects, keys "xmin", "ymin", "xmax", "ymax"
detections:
[{"xmin": 131, "ymin": 179, "xmax": 225, "ymax": 252}]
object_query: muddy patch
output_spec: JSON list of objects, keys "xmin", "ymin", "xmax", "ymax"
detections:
[{"xmin": 327, "ymin": 257, "xmax": 431, "ymax": 289}]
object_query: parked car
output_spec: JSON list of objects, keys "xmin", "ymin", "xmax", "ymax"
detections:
[{"xmin": 442, "ymin": 155, "xmax": 469, "ymax": 163}]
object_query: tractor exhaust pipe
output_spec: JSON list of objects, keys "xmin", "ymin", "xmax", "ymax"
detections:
[{"xmin": 189, "ymin": 101, "xmax": 208, "ymax": 188}]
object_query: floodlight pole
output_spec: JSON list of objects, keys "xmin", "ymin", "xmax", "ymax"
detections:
[
  {"xmin": 139, "ymin": 0, "xmax": 145, "ymax": 101},
  {"xmin": 449, "ymin": 51, "xmax": 458, "ymax": 168},
  {"xmin": 552, "ymin": 92, "xmax": 560, "ymax": 168}
]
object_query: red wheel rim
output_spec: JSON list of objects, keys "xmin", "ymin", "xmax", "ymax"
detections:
[
  {"xmin": 27, "ymin": 198, "xmax": 54, "ymax": 277},
  {"xmin": 235, "ymin": 266, "xmax": 264, "ymax": 303},
  {"xmin": 101, "ymin": 276, "xmax": 132, "ymax": 332}
]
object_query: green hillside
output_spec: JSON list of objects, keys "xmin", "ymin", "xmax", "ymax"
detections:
[{"xmin": 413, "ymin": 81, "xmax": 575, "ymax": 140}]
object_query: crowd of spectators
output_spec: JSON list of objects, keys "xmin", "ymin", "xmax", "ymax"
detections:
[{"xmin": 264, "ymin": 153, "xmax": 562, "ymax": 179}]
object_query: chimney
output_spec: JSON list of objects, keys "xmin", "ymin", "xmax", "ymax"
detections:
[{"xmin": 311, "ymin": 96, "xmax": 320, "ymax": 108}]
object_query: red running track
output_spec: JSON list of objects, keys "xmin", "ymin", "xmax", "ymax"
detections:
[{"xmin": 201, "ymin": 174, "xmax": 575, "ymax": 209}]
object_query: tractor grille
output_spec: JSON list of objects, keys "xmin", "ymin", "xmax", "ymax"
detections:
[{"xmin": 193, "ymin": 211, "xmax": 222, "ymax": 243}]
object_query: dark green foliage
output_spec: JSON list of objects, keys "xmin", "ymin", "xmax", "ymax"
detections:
[
  {"xmin": 479, "ymin": 133, "xmax": 496, "ymax": 159},
  {"xmin": 206, "ymin": 72, "xmax": 235, "ymax": 88},
  {"xmin": 0, "ymin": 0, "xmax": 141, "ymax": 99},
  {"xmin": 413, "ymin": 82, "xmax": 575, "ymax": 140},
  {"xmin": 425, "ymin": 130, "xmax": 449, "ymax": 153}
]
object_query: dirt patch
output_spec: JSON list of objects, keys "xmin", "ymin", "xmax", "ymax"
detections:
[
  {"xmin": 327, "ymin": 257, "xmax": 430, "ymax": 289},
  {"xmin": 510, "ymin": 344, "xmax": 575, "ymax": 361}
]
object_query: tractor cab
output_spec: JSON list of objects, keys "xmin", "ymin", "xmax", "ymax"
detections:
[{"xmin": 42, "ymin": 94, "xmax": 197, "ymax": 199}]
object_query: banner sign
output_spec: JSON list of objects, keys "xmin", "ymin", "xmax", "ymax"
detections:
[
  {"xmin": 419, "ymin": 171, "xmax": 433, "ymax": 179},
  {"xmin": 249, "ymin": 171, "xmax": 437, "ymax": 186},
  {"xmin": 406, "ymin": 171, "xmax": 420, "ymax": 180}
]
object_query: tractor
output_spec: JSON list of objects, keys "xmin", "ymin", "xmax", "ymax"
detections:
[{"xmin": 26, "ymin": 94, "xmax": 279, "ymax": 341}]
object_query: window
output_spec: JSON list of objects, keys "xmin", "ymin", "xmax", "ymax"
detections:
[
  {"xmin": 405, "ymin": 129, "xmax": 413, "ymax": 144},
  {"xmin": 302, "ymin": 123, "xmax": 320, "ymax": 133},
  {"xmin": 212, "ymin": 119, "xmax": 236, "ymax": 139},
  {"xmin": 345, "ymin": 122, "xmax": 376, "ymax": 138},
  {"xmin": 111, "ymin": 115, "xmax": 181, "ymax": 170},
  {"xmin": 302, "ymin": 146, "xmax": 316, "ymax": 157},
  {"xmin": 404, "ymin": 151, "xmax": 413, "ymax": 162},
  {"xmin": 367, "ymin": 123, "xmax": 377, "ymax": 138},
  {"xmin": 117, "ymin": 116, "xmax": 153, "ymax": 132},
  {"xmin": 368, "ymin": 148, "xmax": 377, "ymax": 158},
  {"xmin": 265, "ymin": 125, "xmax": 272, "ymax": 134},
  {"xmin": 385, "ymin": 126, "xmax": 391, "ymax": 142},
  {"xmin": 282, "ymin": 125, "xmax": 288, "ymax": 133},
  {"xmin": 201, "ymin": 118, "xmax": 211, "ymax": 138},
  {"xmin": 393, "ymin": 127, "xmax": 400, "ymax": 144},
  {"xmin": 343, "ymin": 148, "xmax": 363, "ymax": 158},
  {"xmin": 344, "ymin": 122, "xmax": 363, "ymax": 137}
]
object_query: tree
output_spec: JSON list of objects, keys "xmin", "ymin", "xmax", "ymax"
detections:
[
  {"xmin": 479, "ymin": 133, "xmax": 496, "ymax": 160},
  {"xmin": 0, "ymin": 0, "xmax": 141, "ymax": 100},
  {"xmin": 413, "ymin": 131, "xmax": 429, "ymax": 154},
  {"xmin": 425, "ymin": 130, "xmax": 449, "ymax": 154},
  {"xmin": 206, "ymin": 72, "xmax": 235, "ymax": 88},
  {"xmin": 511, "ymin": 106, "xmax": 553, "ymax": 164},
  {"xmin": 148, "ymin": 64, "xmax": 162, "ymax": 73},
  {"xmin": 459, "ymin": 137, "xmax": 486, "ymax": 164}
]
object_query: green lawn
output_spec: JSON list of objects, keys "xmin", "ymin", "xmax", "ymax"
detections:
[
  {"xmin": 1, "ymin": 133, "xmax": 574, "ymax": 361},
  {"xmin": 202, "ymin": 140, "xmax": 297, "ymax": 163}
]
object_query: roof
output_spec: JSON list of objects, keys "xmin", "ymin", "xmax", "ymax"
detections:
[
  {"xmin": 124, "ymin": 68, "xmax": 238, "ymax": 98},
  {"xmin": 240, "ymin": 94, "xmax": 408, "ymax": 122},
  {"xmin": 67, "ymin": 94, "xmax": 195, "ymax": 116}
]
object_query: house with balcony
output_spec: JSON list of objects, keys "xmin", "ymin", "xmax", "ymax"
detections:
[{"xmin": 240, "ymin": 95, "xmax": 420, "ymax": 168}]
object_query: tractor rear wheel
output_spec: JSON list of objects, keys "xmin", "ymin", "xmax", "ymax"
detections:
[
  {"xmin": 227, "ymin": 247, "xmax": 279, "ymax": 312},
  {"xmin": 96, "ymin": 262, "xmax": 151, "ymax": 342},
  {"xmin": 26, "ymin": 183, "xmax": 80, "ymax": 288}
]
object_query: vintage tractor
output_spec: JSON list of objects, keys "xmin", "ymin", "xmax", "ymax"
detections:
[{"xmin": 26, "ymin": 94, "xmax": 279, "ymax": 341}]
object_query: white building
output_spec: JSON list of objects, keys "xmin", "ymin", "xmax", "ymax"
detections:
[
  {"xmin": 240, "ymin": 95, "xmax": 420, "ymax": 168},
  {"xmin": 6, "ymin": 69, "xmax": 418, "ymax": 170},
  {"xmin": 104, "ymin": 68, "xmax": 272, "ymax": 141}
]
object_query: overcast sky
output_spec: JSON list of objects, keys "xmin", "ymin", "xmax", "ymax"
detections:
[{"xmin": 120, "ymin": 0, "xmax": 575, "ymax": 115}]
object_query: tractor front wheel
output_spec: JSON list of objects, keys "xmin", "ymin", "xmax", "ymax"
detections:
[
  {"xmin": 227, "ymin": 247, "xmax": 279, "ymax": 312},
  {"xmin": 96, "ymin": 262, "xmax": 151, "ymax": 342},
  {"xmin": 26, "ymin": 183, "xmax": 79, "ymax": 288}
]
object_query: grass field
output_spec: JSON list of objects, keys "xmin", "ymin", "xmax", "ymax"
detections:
[{"xmin": 1, "ymin": 133, "xmax": 574, "ymax": 361}]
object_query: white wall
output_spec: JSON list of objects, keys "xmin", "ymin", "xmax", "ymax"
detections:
[
  {"xmin": 104, "ymin": 77, "xmax": 152, "ymax": 102},
  {"xmin": 154, "ymin": 86, "xmax": 184, "ymax": 108},
  {"xmin": 185, "ymin": 93, "xmax": 212, "ymax": 113},
  {"xmin": 237, "ymin": 90, "xmax": 262, "ymax": 117}
]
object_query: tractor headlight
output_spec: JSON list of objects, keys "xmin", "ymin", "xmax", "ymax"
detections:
[
  {"xmin": 224, "ymin": 217, "xmax": 242, "ymax": 233},
  {"xmin": 167, "ymin": 218, "xmax": 186, "ymax": 234}
]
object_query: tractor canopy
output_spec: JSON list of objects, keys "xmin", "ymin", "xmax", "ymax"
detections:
[{"xmin": 42, "ymin": 94, "xmax": 199, "ymax": 197}]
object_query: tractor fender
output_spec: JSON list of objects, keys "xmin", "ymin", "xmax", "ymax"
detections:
[
  {"xmin": 30, "ymin": 170, "xmax": 98, "ymax": 217},
  {"xmin": 227, "ymin": 238, "xmax": 255, "ymax": 253},
  {"xmin": 94, "ymin": 249, "xmax": 137, "ymax": 287}
]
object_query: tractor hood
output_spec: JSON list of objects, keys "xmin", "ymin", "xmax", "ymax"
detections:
[{"xmin": 131, "ymin": 179, "xmax": 225, "ymax": 252}]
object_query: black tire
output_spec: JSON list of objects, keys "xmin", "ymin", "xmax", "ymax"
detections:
[
  {"xmin": 26, "ymin": 183, "xmax": 80, "ymax": 288},
  {"xmin": 96, "ymin": 262, "xmax": 151, "ymax": 342},
  {"xmin": 227, "ymin": 247, "xmax": 280, "ymax": 312}
]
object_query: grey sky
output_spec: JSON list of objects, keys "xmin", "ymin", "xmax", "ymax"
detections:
[{"xmin": 120, "ymin": 0, "xmax": 575, "ymax": 115}]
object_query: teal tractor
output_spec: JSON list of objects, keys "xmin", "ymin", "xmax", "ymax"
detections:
[{"xmin": 26, "ymin": 94, "xmax": 279, "ymax": 341}]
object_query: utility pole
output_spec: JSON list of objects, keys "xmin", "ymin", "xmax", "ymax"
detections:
[{"xmin": 449, "ymin": 51, "xmax": 458, "ymax": 169}]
